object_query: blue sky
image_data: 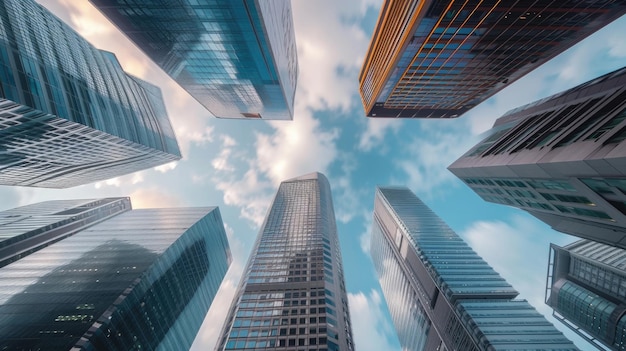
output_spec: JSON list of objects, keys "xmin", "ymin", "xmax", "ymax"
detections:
[{"xmin": 2, "ymin": 1, "xmax": 626, "ymax": 350}]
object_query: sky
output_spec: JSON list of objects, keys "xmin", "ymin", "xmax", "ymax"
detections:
[{"xmin": 2, "ymin": 1, "xmax": 626, "ymax": 350}]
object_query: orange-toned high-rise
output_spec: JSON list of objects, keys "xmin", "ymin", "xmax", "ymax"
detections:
[{"xmin": 359, "ymin": 0, "xmax": 626, "ymax": 118}]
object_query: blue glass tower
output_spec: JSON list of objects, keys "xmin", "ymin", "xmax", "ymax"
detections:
[
  {"xmin": 215, "ymin": 172, "xmax": 354, "ymax": 351},
  {"xmin": 371, "ymin": 186, "xmax": 578, "ymax": 350},
  {"xmin": 0, "ymin": 0, "xmax": 181, "ymax": 188},
  {"xmin": 0, "ymin": 200, "xmax": 231, "ymax": 350},
  {"xmin": 90, "ymin": 0, "xmax": 298, "ymax": 120}
]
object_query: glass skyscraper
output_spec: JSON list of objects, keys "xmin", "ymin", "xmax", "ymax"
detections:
[
  {"xmin": 371, "ymin": 186, "xmax": 578, "ymax": 350},
  {"xmin": 449, "ymin": 66, "xmax": 626, "ymax": 250},
  {"xmin": 0, "ymin": 197, "xmax": 131, "ymax": 268},
  {"xmin": 215, "ymin": 172, "xmax": 354, "ymax": 351},
  {"xmin": 547, "ymin": 240, "xmax": 626, "ymax": 350},
  {"xmin": 90, "ymin": 0, "xmax": 298, "ymax": 120},
  {"xmin": 359, "ymin": 0, "xmax": 626, "ymax": 118},
  {"xmin": 0, "ymin": 199, "xmax": 231, "ymax": 350},
  {"xmin": 0, "ymin": 0, "xmax": 181, "ymax": 188}
]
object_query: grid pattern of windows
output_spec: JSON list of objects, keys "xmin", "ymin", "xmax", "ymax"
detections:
[
  {"xmin": 463, "ymin": 177, "xmax": 617, "ymax": 223},
  {"xmin": 0, "ymin": 0, "xmax": 181, "ymax": 188},
  {"xmin": 217, "ymin": 173, "xmax": 353, "ymax": 351},
  {"xmin": 359, "ymin": 0, "xmax": 626, "ymax": 118},
  {"xmin": 555, "ymin": 281, "xmax": 616, "ymax": 343},
  {"xmin": 0, "ymin": 205, "xmax": 231, "ymax": 351},
  {"xmin": 547, "ymin": 241, "xmax": 626, "ymax": 349},
  {"xmin": 91, "ymin": 0, "xmax": 297, "ymax": 120},
  {"xmin": 371, "ymin": 187, "xmax": 577, "ymax": 350}
]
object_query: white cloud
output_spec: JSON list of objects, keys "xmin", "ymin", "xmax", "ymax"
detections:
[
  {"xmin": 55, "ymin": 0, "xmax": 114, "ymax": 37},
  {"xmin": 292, "ymin": 0, "xmax": 383, "ymax": 113},
  {"xmin": 358, "ymin": 118, "xmax": 403, "ymax": 152},
  {"xmin": 211, "ymin": 135, "xmax": 237, "ymax": 172},
  {"xmin": 128, "ymin": 187, "xmax": 183, "ymax": 208},
  {"xmin": 94, "ymin": 177, "xmax": 121, "ymax": 189},
  {"xmin": 258, "ymin": 110, "xmax": 339, "ymax": 186},
  {"xmin": 396, "ymin": 120, "xmax": 480, "ymax": 197},
  {"xmin": 348, "ymin": 289, "xmax": 400, "ymax": 351},
  {"xmin": 154, "ymin": 161, "xmax": 178, "ymax": 173},
  {"xmin": 330, "ymin": 154, "xmax": 366, "ymax": 224},
  {"xmin": 214, "ymin": 168, "xmax": 274, "ymax": 226},
  {"xmin": 358, "ymin": 209, "xmax": 374, "ymax": 254}
]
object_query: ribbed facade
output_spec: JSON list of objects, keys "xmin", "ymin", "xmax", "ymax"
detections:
[
  {"xmin": 449, "ymin": 66, "xmax": 626, "ymax": 249},
  {"xmin": 0, "ymin": 202, "xmax": 231, "ymax": 351},
  {"xmin": 371, "ymin": 186, "xmax": 578, "ymax": 350},
  {"xmin": 0, "ymin": 197, "xmax": 131, "ymax": 268},
  {"xmin": 90, "ymin": 0, "xmax": 298, "ymax": 120},
  {"xmin": 359, "ymin": 0, "xmax": 626, "ymax": 118},
  {"xmin": 547, "ymin": 240, "xmax": 626, "ymax": 350},
  {"xmin": 0, "ymin": 0, "xmax": 181, "ymax": 188},
  {"xmin": 216, "ymin": 172, "xmax": 354, "ymax": 351}
]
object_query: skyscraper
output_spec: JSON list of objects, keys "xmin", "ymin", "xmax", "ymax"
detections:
[
  {"xmin": 546, "ymin": 240, "xmax": 626, "ymax": 350},
  {"xmin": 359, "ymin": 0, "xmax": 626, "ymax": 118},
  {"xmin": 449, "ymin": 66, "xmax": 626, "ymax": 249},
  {"xmin": 371, "ymin": 186, "xmax": 578, "ymax": 350},
  {"xmin": 90, "ymin": 0, "xmax": 298, "ymax": 120},
  {"xmin": 0, "ymin": 197, "xmax": 131, "ymax": 268},
  {"xmin": 0, "ymin": 0, "xmax": 181, "ymax": 188},
  {"xmin": 215, "ymin": 172, "xmax": 354, "ymax": 351},
  {"xmin": 0, "ymin": 199, "xmax": 231, "ymax": 350}
]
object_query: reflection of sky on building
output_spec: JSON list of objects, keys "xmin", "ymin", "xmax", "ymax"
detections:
[
  {"xmin": 0, "ymin": 198, "xmax": 131, "ymax": 267},
  {"xmin": 216, "ymin": 173, "xmax": 354, "ymax": 351},
  {"xmin": 371, "ymin": 222, "xmax": 430, "ymax": 351},
  {"xmin": 360, "ymin": 0, "xmax": 626, "ymax": 118},
  {"xmin": 0, "ymin": 206, "xmax": 231, "ymax": 350},
  {"xmin": 90, "ymin": 0, "xmax": 297, "ymax": 120},
  {"xmin": 371, "ymin": 187, "xmax": 579, "ymax": 350},
  {"xmin": 0, "ymin": 0, "xmax": 180, "ymax": 188}
]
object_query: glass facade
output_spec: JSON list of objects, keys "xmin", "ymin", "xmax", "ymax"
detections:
[
  {"xmin": 359, "ymin": 0, "xmax": 626, "ymax": 118},
  {"xmin": 216, "ymin": 172, "xmax": 354, "ymax": 351},
  {"xmin": 371, "ymin": 186, "xmax": 578, "ymax": 350},
  {"xmin": 0, "ymin": 202, "xmax": 231, "ymax": 350},
  {"xmin": 0, "ymin": 197, "xmax": 131, "ymax": 267},
  {"xmin": 547, "ymin": 241, "xmax": 626, "ymax": 350},
  {"xmin": 0, "ymin": 0, "xmax": 181, "ymax": 188},
  {"xmin": 90, "ymin": 0, "xmax": 298, "ymax": 120}
]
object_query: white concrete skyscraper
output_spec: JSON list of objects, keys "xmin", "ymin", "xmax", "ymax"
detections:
[{"xmin": 450, "ymin": 66, "xmax": 626, "ymax": 249}]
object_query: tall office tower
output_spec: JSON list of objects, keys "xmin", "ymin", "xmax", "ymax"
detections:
[
  {"xmin": 371, "ymin": 186, "xmax": 579, "ymax": 350},
  {"xmin": 0, "ymin": 197, "xmax": 131, "ymax": 268},
  {"xmin": 546, "ymin": 240, "xmax": 626, "ymax": 350},
  {"xmin": 0, "ymin": 0, "xmax": 181, "ymax": 188},
  {"xmin": 0, "ymin": 199, "xmax": 231, "ymax": 350},
  {"xmin": 90, "ymin": 0, "xmax": 298, "ymax": 120},
  {"xmin": 359, "ymin": 0, "xmax": 626, "ymax": 118},
  {"xmin": 215, "ymin": 172, "xmax": 354, "ymax": 351},
  {"xmin": 449, "ymin": 66, "xmax": 626, "ymax": 249}
]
